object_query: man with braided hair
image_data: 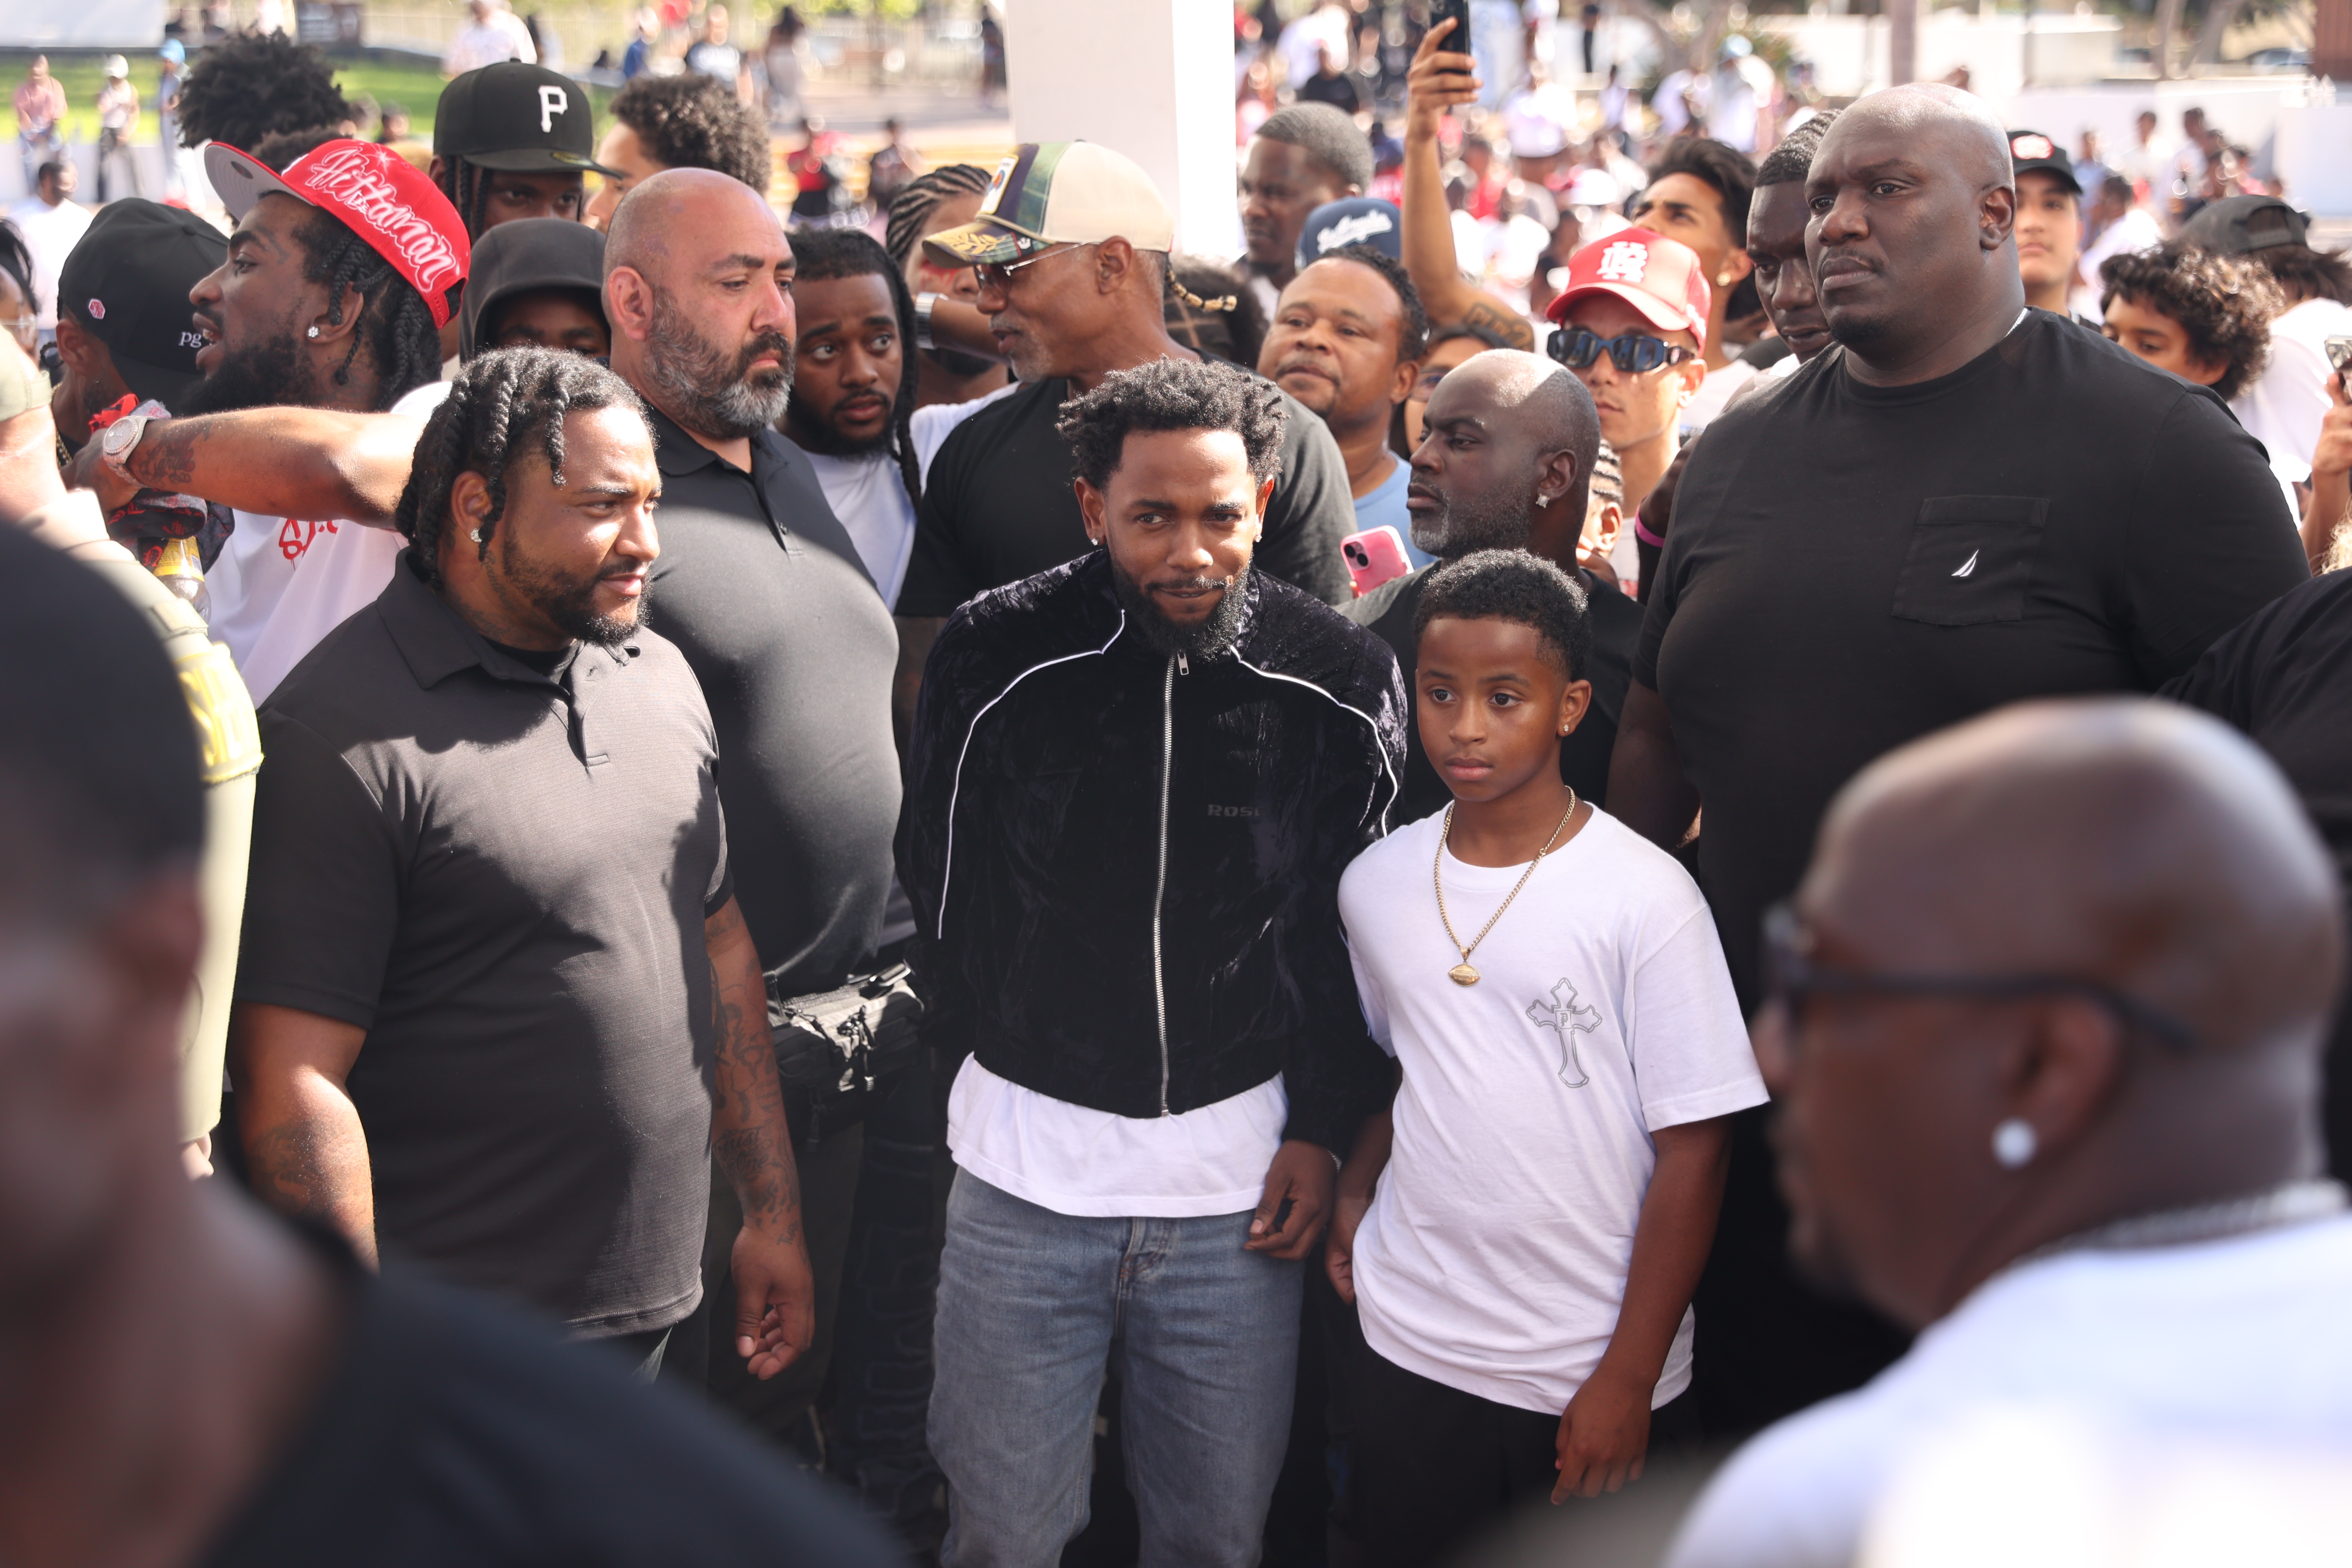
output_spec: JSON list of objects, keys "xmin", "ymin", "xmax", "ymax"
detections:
[
  {"xmin": 886, "ymin": 162, "xmax": 1014, "ymax": 411},
  {"xmin": 233, "ymin": 345, "xmax": 818, "ymax": 1386},
  {"xmin": 87, "ymin": 139, "xmax": 470, "ymax": 704}
]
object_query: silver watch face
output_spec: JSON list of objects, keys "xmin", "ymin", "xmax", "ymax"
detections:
[{"xmin": 104, "ymin": 416, "xmax": 142, "ymax": 458}]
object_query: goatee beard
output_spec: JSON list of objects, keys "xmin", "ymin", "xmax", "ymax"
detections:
[
  {"xmin": 178, "ymin": 329, "xmax": 324, "ymax": 416},
  {"xmin": 646, "ymin": 291, "xmax": 795, "ymax": 440},
  {"xmin": 1109, "ymin": 553, "xmax": 1251, "ymax": 662}
]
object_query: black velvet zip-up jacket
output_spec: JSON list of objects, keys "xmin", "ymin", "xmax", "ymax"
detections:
[{"xmin": 901, "ymin": 549, "xmax": 1406, "ymax": 1155}]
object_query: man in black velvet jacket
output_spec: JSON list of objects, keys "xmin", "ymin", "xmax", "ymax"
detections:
[{"xmin": 902, "ymin": 358, "xmax": 1403, "ymax": 1566}]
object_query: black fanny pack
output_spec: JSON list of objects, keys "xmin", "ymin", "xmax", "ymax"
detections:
[{"xmin": 767, "ymin": 962, "xmax": 925, "ymax": 1098}]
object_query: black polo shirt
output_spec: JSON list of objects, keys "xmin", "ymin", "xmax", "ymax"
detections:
[
  {"xmin": 237, "ymin": 554, "xmax": 732, "ymax": 1337},
  {"xmin": 638, "ymin": 403, "xmax": 900, "ymax": 995}
]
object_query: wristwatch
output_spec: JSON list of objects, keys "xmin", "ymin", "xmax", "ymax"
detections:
[
  {"xmin": 913, "ymin": 291, "xmax": 940, "ymax": 352},
  {"xmin": 99, "ymin": 403, "xmax": 169, "ymax": 479}
]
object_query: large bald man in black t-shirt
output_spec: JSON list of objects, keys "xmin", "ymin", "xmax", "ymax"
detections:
[{"xmin": 1608, "ymin": 84, "xmax": 2308, "ymax": 1435}]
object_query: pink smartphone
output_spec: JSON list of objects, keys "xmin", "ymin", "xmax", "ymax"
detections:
[{"xmin": 1342, "ymin": 526, "xmax": 1413, "ymax": 597}]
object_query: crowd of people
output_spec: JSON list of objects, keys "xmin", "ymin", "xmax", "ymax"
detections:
[{"xmin": 4, "ymin": 9, "xmax": 2352, "ymax": 1568}]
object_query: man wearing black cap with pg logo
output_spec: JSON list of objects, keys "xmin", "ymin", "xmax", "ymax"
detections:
[
  {"xmin": 431, "ymin": 60, "xmax": 617, "ymax": 240},
  {"xmin": 49, "ymin": 199, "xmax": 224, "ymax": 456},
  {"xmin": 2007, "ymin": 128, "xmax": 2097, "ymax": 329}
]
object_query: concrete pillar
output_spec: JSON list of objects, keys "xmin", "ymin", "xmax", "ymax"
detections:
[{"xmin": 1001, "ymin": 0, "xmax": 1239, "ymax": 259}]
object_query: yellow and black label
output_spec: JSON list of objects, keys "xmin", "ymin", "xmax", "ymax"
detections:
[{"xmin": 174, "ymin": 643, "xmax": 263, "ymax": 786}]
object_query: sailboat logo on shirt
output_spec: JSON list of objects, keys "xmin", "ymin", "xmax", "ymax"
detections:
[
  {"xmin": 1527, "ymin": 979, "xmax": 1602, "ymax": 1089},
  {"xmin": 1953, "ymin": 549, "xmax": 1980, "ymax": 578}
]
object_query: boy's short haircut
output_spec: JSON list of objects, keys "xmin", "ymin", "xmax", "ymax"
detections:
[
  {"xmin": 1413, "ymin": 549, "xmax": 1592, "ymax": 684},
  {"xmin": 2098, "ymin": 241, "xmax": 2283, "ymax": 401}
]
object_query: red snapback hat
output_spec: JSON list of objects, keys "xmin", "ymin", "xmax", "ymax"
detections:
[
  {"xmin": 1544, "ymin": 227, "xmax": 1712, "ymax": 354},
  {"xmin": 204, "ymin": 139, "xmax": 471, "ymax": 329}
]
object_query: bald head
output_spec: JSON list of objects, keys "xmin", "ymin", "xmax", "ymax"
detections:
[
  {"xmin": 1824, "ymin": 84, "xmax": 2012, "ymax": 191},
  {"xmin": 1767, "ymin": 698, "xmax": 2341, "ymax": 1328},
  {"xmin": 1804, "ymin": 84, "xmax": 2024, "ymax": 381},
  {"xmin": 1409, "ymin": 351, "xmax": 1601, "ymax": 560},
  {"xmin": 602, "ymin": 167, "xmax": 797, "ymax": 444},
  {"xmin": 1817, "ymin": 699, "xmax": 2340, "ymax": 1057}
]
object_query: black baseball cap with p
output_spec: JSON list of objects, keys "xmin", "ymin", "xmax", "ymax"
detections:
[
  {"xmin": 56, "ymin": 199, "xmax": 226, "ymax": 408},
  {"xmin": 434, "ymin": 60, "xmax": 618, "ymax": 175}
]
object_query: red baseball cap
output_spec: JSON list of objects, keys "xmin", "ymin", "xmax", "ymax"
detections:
[
  {"xmin": 204, "ymin": 139, "xmax": 471, "ymax": 330},
  {"xmin": 1544, "ymin": 227, "xmax": 1711, "ymax": 354}
]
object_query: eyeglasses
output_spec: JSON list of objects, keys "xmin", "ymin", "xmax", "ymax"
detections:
[
  {"xmin": 1759, "ymin": 902, "xmax": 2202, "ymax": 1055},
  {"xmin": 974, "ymin": 242, "xmax": 1094, "ymax": 293},
  {"xmin": 1547, "ymin": 326, "xmax": 1696, "ymax": 374}
]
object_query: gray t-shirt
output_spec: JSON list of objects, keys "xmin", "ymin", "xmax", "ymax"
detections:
[{"xmin": 237, "ymin": 555, "xmax": 731, "ymax": 1336}]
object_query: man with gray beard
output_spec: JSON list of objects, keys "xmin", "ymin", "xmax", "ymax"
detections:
[
  {"xmin": 1345, "ymin": 350, "xmax": 1618, "ymax": 821},
  {"xmin": 598, "ymin": 169, "xmax": 903, "ymax": 1442}
]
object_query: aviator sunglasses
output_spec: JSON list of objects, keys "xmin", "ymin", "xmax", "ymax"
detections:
[{"xmin": 1546, "ymin": 325, "xmax": 1696, "ymax": 375}]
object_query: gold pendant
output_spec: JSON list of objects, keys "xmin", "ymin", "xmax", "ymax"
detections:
[{"xmin": 1449, "ymin": 963, "xmax": 1480, "ymax": 986}]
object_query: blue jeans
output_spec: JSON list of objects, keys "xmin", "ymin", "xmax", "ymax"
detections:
[{"xmin": 929, "ymin": 1169, "xmax": 1303, "ymax": 1568}]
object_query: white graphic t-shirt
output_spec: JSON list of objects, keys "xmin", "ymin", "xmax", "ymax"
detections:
[
  {"xmin": 202, "ymin": 381, "xmax": 451, "ymax": 704},
  {"xmin": 1339, "ymin": 805, "xmax": 1766, "ymax": 1415}
]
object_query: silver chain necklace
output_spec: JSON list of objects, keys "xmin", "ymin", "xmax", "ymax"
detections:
[{"xmin": 2019, "ymin": 1178, "xmax": 2346, "ymax": 1269}]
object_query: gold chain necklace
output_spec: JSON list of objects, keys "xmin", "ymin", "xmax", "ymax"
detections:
[{"xmin": 1434, "ymin": 790, "xmax": 1579, "ymax": 986}]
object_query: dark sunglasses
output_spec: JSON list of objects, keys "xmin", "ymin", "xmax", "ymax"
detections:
[
  {"xmin": 1547, "ymin": 326, "xmax": 1696, "ymax": 374},
  {"xmin": 1759, "ymin": 902, "xmax": 2202, "ymax": 1055}
]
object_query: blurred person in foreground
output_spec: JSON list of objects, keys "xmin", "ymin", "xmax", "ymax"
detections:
[
  {"xmin": 0, "ymin": 331, "xmax": 900, "ymax": 1568},
  {"xmin": 1666, "ymin": 698, "xmax": 2352, "ymax": 1568},
  {"xmin": 1609, "ymin": 83, "xmax": 2308, "ymax": 1437}
]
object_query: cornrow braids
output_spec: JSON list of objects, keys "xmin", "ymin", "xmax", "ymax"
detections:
[
  {"xmin": 884, "ymin": 162, "xmax": 994, "ymax": 271},
  {"xmin": 393, "ymin": 346, "xmax": 645, "ymax": 582},
  {"xmin": 787, "ymin": 227, "xmax": 925, "ymax": 513},
  {"xmin": 432, "ymin": 155, "xmax": 495, "ymax": 240},
  {"xmin": 293, "ymin": 206, "xmax": 450, "ymax": 408}
]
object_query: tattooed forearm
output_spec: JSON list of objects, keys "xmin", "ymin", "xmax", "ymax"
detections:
[
  {"xmin": 1459, "ymin": 299, "xmax": 1535, "ymax": 352},
  {"xmin": 705, "ymin": 898, "xmax": 804, "ymax": 1243},
  {"xmin": 127, "ymin": 417, "xmax": 202, "ymax": 490}
]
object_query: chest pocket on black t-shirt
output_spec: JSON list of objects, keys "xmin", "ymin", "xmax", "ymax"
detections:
[{"xmin": 1891, "ymin": 496, "xmax": 2049, "ymax": 627}]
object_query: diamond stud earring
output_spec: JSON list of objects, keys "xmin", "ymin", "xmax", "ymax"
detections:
[{"xmin": 1992, "ymin": 1118, "xmax": 2037, "ymax": 1169}]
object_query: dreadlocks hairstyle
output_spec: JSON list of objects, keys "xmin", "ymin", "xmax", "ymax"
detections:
[
  {"xmin": 786, "ymin": 227, "xmax": 924, "ymax": 513},
  {"xmin": 1057, "ymin": 358, "xmax": 1287, "ymax": 492},
  {"xmin": 2099, "ymin": 241, "xmax": 2284, "ymax": 401},
  {"xmin": 1413, "ymin": 548, "xmax": 1592, "ymax": 683},
  {"xmin": 175, "ymin": 32, "xmax": 352, "ymax": 152},
  {"xmin": 884, "ymin": 162, "xmax": 994, "ymax": 271},
  {"xmin": 393, "ymin": 347, "xmax": 646, "ymax": 582},
  {"xmin": 292, "ymin": 205, "xmax": 452, "ymax": 409},
  {"xmin": 606, "ymin": 73, "xmax": 772, "ymax": 193},
  {"xmin": 1165, "ymin": 254, "xmax": 1265, "ymax": 368}
]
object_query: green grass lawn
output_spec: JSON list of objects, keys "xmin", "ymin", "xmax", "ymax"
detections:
[{"xmin": 0, "ymin": 47, "xmax": 609, "ymax": 145}]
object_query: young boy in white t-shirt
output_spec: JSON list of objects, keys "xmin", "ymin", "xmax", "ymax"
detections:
[{"xmin": 1327, "ymin": 550, "xmax": 1765, "ymax": 1567}]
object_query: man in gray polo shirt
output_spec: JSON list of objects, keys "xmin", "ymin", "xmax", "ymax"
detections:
[{"xmin": 230, "ymin": 348, "xmax": 815, "ymax": 1377}]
